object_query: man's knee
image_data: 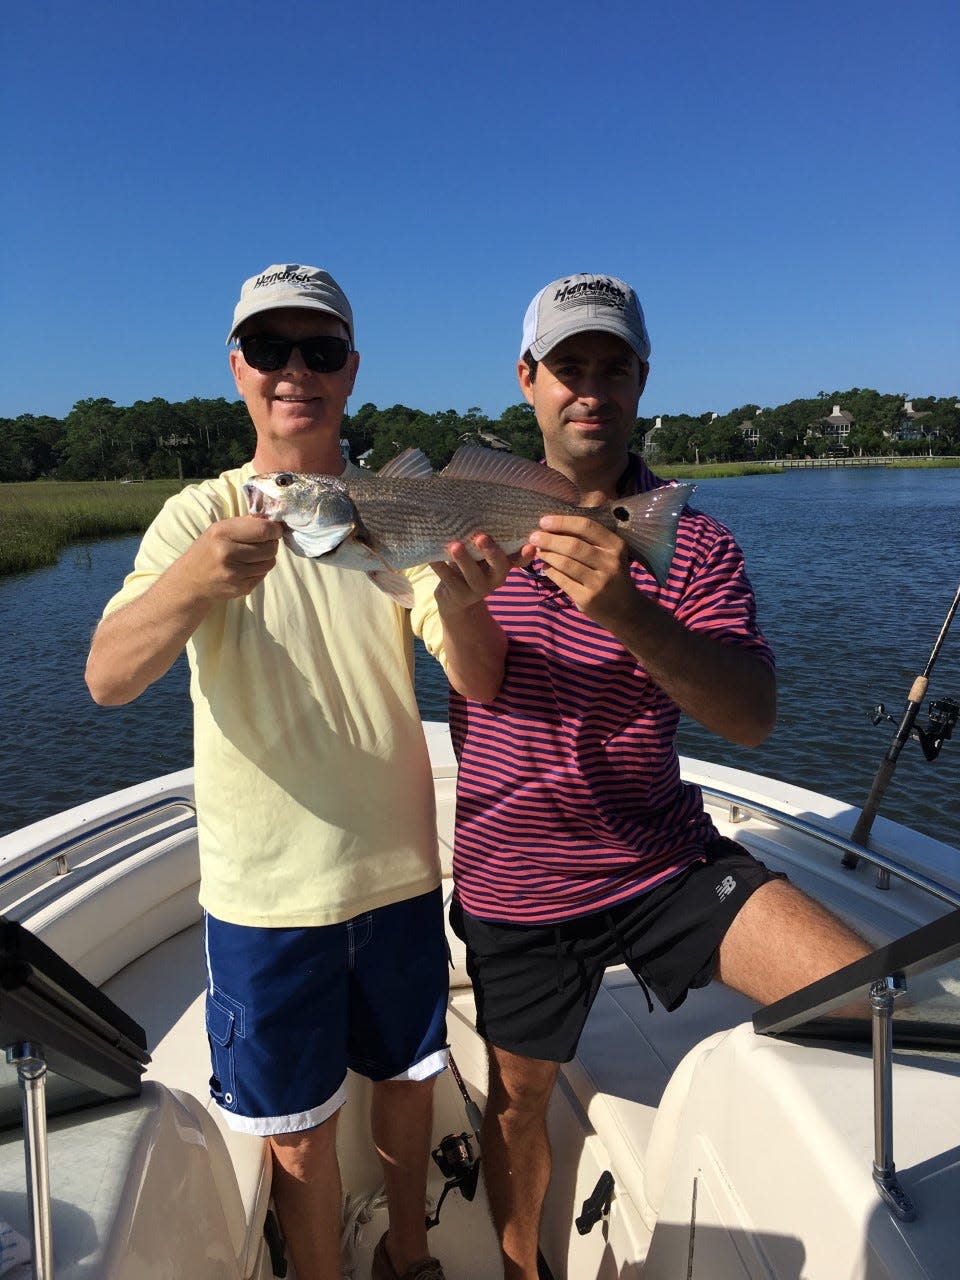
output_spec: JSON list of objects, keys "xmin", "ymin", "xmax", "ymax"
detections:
[
  {"xmin": 270, "ymin": 1115, "xmax": 338, "ymax": 1178},
  {"xmin": 373, "ymin": 1073, "xmax": 437, "ymax": 1096},
  {"xmin": 487, "ymin": 1044, "xmax": 559, "ymax": 1119}
]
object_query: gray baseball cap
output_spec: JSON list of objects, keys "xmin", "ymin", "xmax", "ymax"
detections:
[
  {"xmin": 226, "ymin": 264, "xmax": 354, "ymax": 345},
  {"xmin": 519, "ymin": 273, "xmax": 650, "ymax": 363}
]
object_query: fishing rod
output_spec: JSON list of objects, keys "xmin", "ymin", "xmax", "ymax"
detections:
[{"xmin": 843, "ymin": 583, "xmax": 960, "ymax": 869}]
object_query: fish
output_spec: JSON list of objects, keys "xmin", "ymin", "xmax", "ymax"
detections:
[{"xmin": 242, "ymin": 446, "xmax": 695, "ymax": 607}]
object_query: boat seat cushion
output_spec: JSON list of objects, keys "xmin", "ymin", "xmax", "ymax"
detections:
[
  {"xmin": 560, "ymin": 968, "xmax": 755, "ymax": 1226},
  {"xmin": 101, "ymin": 923, "xmax": 272, "ymax": 1277},
  {"xmin": 0, "ymin": 1083, "xmax": 249, "ymax": 1279}
]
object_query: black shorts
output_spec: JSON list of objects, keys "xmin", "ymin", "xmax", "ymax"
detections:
[{"xmin": 450, "ymin": 838, "xmax": 785, "ymax": 1063}]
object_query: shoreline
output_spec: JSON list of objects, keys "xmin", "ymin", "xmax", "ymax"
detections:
[
  {"xmin": 2, "ymin": 458, "xmax": 958, "ymax": 577},
  {"xmin": 655, "ymin": 456, "xmax": 960, "ymax": 479}
]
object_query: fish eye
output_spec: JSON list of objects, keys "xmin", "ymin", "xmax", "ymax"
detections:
[
  {"xmin": 275, "ymin": 473, "xmax": 295, "ymax": 487},
  {"xmin": 613, "ymin": 505, "xmax": 629, "ymax": 521}
]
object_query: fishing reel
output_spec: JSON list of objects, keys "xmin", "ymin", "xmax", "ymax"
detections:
[
  {"xmin": 424, "ymin": 1131, "xmax": 480, "ymax": 1230},
  {"xmin": 870, "ymin": 697, "xmax": 959, "ymax": 762}
]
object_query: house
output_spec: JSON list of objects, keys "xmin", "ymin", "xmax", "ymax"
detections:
[
  {"xmin": 643, "ymin": 416, "xmax": 664, "ymax": 457},
  {"xmin": 806, "ymin": 405, "xmax": 853, "ymax": 449},
  {"xmin": 738, "ymin": 409, "xmax": 762, "ymax": 448},
  {"xmin": 891, "ymin": 400, "xmax": 937, "ymax": 444},
  {"xmin": 458, "ymin": 429, "xmax": 511, "ymax": 451}
]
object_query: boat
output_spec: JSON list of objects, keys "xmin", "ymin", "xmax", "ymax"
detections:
[{"xmin": 0, "ymin": 719, "xmax": 958, "ymax": 1279}]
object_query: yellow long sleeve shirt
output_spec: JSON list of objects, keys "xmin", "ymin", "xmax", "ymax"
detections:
[{"xmin": 101, "ymin": 464, "xmax": 439, "ymax": 927}]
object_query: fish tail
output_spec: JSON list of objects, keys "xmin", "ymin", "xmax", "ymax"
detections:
[{"xmin": 614, "ymin": 483, "xmax": 696, "ymax": 586}]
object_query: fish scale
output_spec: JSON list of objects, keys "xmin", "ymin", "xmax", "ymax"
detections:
[{"xmin": 338, "ymin": 475, "xmax": 627, "ymax": 559}]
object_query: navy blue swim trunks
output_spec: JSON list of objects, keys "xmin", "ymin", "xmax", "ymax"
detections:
[{"xmin": 205, "ymin": 887, "xmax": 449, "ymax": 1135}]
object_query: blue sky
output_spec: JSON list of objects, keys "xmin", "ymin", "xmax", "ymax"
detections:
[{"xmin": 3, "ymin": 0, "xmax": 957, "ymax": 424}]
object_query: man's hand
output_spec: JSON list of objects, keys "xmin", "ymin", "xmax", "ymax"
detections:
[
  {"xmin": 430, "ymin": 533, "xmax": 522, "ymax": 618},
  {"xmin": 427, "ymin": 533, "xmax": 527, "ymax": 705},
  {"xmin": 530, "ymin": 514, "xmax": 636, "ymax": 629},
  {"xmin": 531, "ymin": 515, "xmax": 775, "ymax": 748},
  {"xmin": 85, "ymin": 516, "xmax": 284, "ymax": 706},
  {"xmin": 187, "ymin": 515, "xmax": 284, "ymax": 600}
]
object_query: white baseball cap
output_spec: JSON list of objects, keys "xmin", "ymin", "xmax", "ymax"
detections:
[
  {"xmin": 520, "ymin": 273, "xmax": 650, "ymax": 362},
  {"xmin": 227, "ymin": 264, "xmax": 354, "ymax": 345}
]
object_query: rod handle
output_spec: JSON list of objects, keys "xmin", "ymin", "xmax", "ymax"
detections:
[{"xmin": 908, "ymin": 676, "xmax": 928, "ymax": 704}]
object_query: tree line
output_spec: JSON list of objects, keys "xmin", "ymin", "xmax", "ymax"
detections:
[
  {"xmin": 1, "ymin": 388, "xmax": 957, "ymax": 484},
  {"xmin": 644, "ymin": 390, "xmax": 959, "ymax": 466}
]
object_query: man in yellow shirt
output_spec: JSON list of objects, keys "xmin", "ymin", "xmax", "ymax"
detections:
[{"xmin": 86, "ymin": 264, "xmax": 448, "ymax": 1280}]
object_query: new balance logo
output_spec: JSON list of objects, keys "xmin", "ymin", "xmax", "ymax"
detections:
[{"xmin": 715, "ymin": 875, "xmax": 737, "ymax": 901}]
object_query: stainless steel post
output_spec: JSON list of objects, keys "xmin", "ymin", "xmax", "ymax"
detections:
[
  {"xmin": 6, "ymin": 1042, "xmax": 55, "ymax": 1279},
  {"xmin": 869, "ymin": 978, "xmax": 916, "ymax": 1221}
]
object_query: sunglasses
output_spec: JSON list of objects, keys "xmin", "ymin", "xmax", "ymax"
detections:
[{"xmin": 238, "ymin": 333, "xmax": 352, "ymax": 373}]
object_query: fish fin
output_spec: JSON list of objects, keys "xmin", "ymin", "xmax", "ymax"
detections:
[
  {"xmin": 286, "ymin": 522, "xmax": 355, "ymax": 558},
  {"xmin": 612, "ymin": 483, "xmax": 696, "ymax": 586},
  {"xmin": 377, "ymin": 448, "xmax": 435, "ymax": 480},
  {"xmin": 441, "ymin": 446, "xmax": 581, "ymax": 504},
  {"xmin": 367, "ymin": 569, "xmax": 415, "ymax": 608}
]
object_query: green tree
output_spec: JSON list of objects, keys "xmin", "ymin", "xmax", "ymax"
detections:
[
  {"xmin": 0, "ymin": 414, "xmax": 63, "ymax": 480},
  {"xmin": 342, "ymin": 402, "xmax": 379, "ymax": 462},
  {"xmin": 494, "ymin": 403, "xmax": 540, "ymax": 459},
  {"xmin": 921, "ymin": 399, "xmax": 960, "ymax": 452},
  {"xmin": 58, "ymin": 398, "xmax": 122, "ymax": 479}
]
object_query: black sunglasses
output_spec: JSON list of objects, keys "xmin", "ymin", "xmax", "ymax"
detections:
[{"xmin": 238, "ymin": 333, "xmax": 352, "ymax": 373}]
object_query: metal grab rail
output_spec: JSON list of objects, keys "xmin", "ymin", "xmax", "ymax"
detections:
[
  {"xmin": 0, "ymin": 796, "xmax": 197, "ymax": 895},
  {"xmin": 5, "ymin": 777, "xmax": 955, "ymax": 909},
  {"xmin": 697, "ymin": 782, "xmax": 960, "ymax": 909}
]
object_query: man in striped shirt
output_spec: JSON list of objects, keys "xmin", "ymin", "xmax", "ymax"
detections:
[{"xmin": 411, "ymin": 273, "xmax": 869, "ymax": 1280}]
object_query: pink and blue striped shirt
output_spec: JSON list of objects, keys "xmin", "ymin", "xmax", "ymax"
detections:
[{"xmin": 417, "ymin": 456, "xmax": 774, "ymax": 925}]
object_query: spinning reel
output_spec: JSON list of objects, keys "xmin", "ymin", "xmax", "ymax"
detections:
[
  {"xmin": 846, "ymin": 584, "xmax": 960, "ymax": 863},
  {"xmin": 870, "ymin": 696, "xmax": 959, "ymax": 762},
  {"xmin": 425, "ymin": 1130, "xmax": 480, "ymax": 1229}
]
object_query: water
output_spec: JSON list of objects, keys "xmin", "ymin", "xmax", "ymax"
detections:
[
  {"xmin": 1, "ymin": 468, "xmax": 958, "ymax": 848},
  {"xmin": 672, "ymin": 467, "xmax": 960, "ymax": 849}
]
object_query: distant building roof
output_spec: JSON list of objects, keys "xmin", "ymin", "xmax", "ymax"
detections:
[
  {"xmin": 458, "ymin": 430, "xmax": 511, "ymax": 450},
  {"xmin": 822, "ymin": 405, "xmax": 854, "ymax": 426}
]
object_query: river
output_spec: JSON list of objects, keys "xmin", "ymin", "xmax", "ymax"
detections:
[{"xmin": 1, "ymin": 467, "xmax": 958, "ymax": 848}]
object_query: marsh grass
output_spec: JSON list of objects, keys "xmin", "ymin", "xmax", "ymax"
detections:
[
  {"xmin": 888, "ymin": 457, "xmax": 960, "ymax": 469},
  {"xmin": 0, "ymin": 480, "xmax": 187, "ymax": 576},
  {"xmin": 655, "ymin": 462, "xmax": 781, "ymax": 480}
]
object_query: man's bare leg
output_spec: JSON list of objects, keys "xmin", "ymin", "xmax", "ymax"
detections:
[
  {"xmin": 372, "ymin": 1076, "xmax": 438, "ymax": 1274},
  {"xmin": 482, "ymin": 1044, "xmax": 559, "ymax": 1280},
  {"xmin": 270, "ymin": 1115, "xmax": 342, "ymax": 1280},
  {"xmin": 718, "ymin": 879, "xmax": 871, "ymax": 1004}
]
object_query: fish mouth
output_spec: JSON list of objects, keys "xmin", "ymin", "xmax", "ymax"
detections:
[{"xmin": 242, "ymin": 483, "xmax": 272, "ymax": 516}]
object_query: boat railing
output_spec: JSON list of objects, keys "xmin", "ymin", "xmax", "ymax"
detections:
[
  {"xmin": 698, "ymin": 781, "xmax": 960, "ymax": 909},
  {"xmin": 0, "ymin": 795, "xmax": 197, "ymax": 911},
  {"xmin": 754, "ymin": 906, "xmax": 960, "ymax": 1223}
]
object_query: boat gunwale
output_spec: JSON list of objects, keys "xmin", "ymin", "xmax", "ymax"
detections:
[
  {"xmin": 695, "ymin": 781, "xmax": 960, "ymax": 908},
  {"xmin": 1, "ymin": 734, "xmax": 957, "ymax": 913}
]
